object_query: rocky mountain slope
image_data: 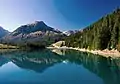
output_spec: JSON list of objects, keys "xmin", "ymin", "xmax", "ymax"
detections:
[
  {"xmin": 0, "ymin": 26, "xmax": 9, "ymax": 38},
  {"xmin": 63, "ymin": 30, "xmax": 79, "ymax": 36},
  {"xmin": 2, "ymin": 21, "xmax": 66, "ymax": 47}
]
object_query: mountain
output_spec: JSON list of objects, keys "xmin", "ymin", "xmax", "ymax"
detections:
[
  {"xmin": 3, "ymin": 49, "xmax": 63, "ymax": 73},
  {"xmin": 63, "ymin": 30, "xmax": 79, "ymax": 36},
  {"xmin": 2, "ymin": 21, "xmax": 66, "ymax": 47},
  {"xmin": 65, "ymin": 8, "xmax": 120, "ymax": 51},
  {"xmin": 12, "ymin": 21, "xmax": 61, "ymax": 35},
  {"xmin": 0, "ymin": 26, "xmax": 9, "ymax": 38},
  {"xmin": 0, "ymin": 56, "xmax": 9, "ymax": 67}
]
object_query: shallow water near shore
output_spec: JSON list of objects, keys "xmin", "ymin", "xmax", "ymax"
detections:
[{"xmin": 0, "ymin": 49, "xmax": 120, "ymax": 84}]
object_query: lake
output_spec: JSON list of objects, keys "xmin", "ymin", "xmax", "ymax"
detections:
[{"xmin": 0, "ymin": 49, "xmax": 120, "ymax": 84}]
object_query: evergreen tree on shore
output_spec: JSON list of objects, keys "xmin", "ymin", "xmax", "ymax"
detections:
[{"xmin": 65, "ymin": 8, "xmax": 120, "ymax": 51}]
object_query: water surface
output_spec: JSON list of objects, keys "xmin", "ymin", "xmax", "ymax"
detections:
[{"xmin": 0, "ymin": 49, "xmax": 120, "ymax": 84}]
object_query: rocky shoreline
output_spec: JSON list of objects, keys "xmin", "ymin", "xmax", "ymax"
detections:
[{"xmin": 47, "ymin": 46, "xmax": 120, "ymax": 58}]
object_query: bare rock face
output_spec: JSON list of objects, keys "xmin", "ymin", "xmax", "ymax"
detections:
[
  {"xmin": 63, "ymin": 30, "xmax": 79, "ymax": 36},
  {"xmin": 0, "ymin": 26, "xmax": 9, "ymax": 38},
  {"xmin": 2, "ymin": 21, "xmax": 66, "ymax": 46}
]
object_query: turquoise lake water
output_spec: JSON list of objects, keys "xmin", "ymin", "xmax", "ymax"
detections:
[{"xmin": 0, "ymin": 49, "xmax": 120, "ymax": 84}]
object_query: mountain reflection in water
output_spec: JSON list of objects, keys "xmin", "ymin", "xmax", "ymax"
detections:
[{"xmin": 0, "ymin": 49, "xmax": 120, "ymax": 84}]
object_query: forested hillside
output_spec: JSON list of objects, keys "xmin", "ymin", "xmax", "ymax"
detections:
[{"xmin": 65, "ymin": 8, "xmax": 120, "ymax": 50}]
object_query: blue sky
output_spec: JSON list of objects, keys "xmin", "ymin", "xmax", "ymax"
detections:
[{"xmin": 0, "ymin": 0, "xmax": 120, "ymax": 32}]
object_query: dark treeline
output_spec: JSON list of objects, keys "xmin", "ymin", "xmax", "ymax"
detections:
[{"xmin": 65, "ymin": 8, "xmax": 120, "ymax": 51}]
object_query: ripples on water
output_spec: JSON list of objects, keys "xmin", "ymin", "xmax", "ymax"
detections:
[{"xmin": 0, "ymin": 49, "xmax": 120, "ymax": 84}]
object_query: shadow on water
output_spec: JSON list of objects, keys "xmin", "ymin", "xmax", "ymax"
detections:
[{"xmin": 0, "ymin": 49, "xmax": 120, "ymax": 84}]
